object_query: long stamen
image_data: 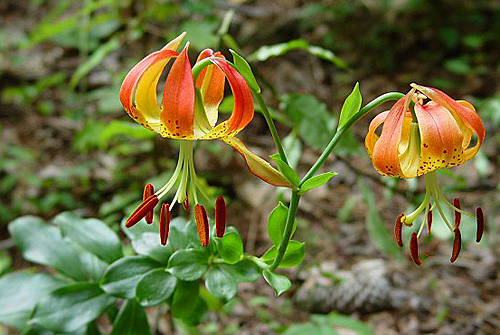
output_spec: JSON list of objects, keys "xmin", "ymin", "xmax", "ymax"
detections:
[
  {"xmin": 427, "ymin": 203, "xmax": 433, "ymax": 234},
  {"xmin": 216, "ymin": 195, "xmax": 226, "ymax": 238},
  {"xmin": 143, "ymin": 183, "xmax": 155, "ymax": 224},
  {"xmin": 160, "ymin": 203, "xmax": 171, "ymax": 245},
  {"xmin": 403, "ymin": 191, "xmax": 430, "ymax": 225},
  {"xmin": 450, "ymin": 228, "xmax": 461, "ymax": 263},
  {"xmin": 476, "ymin": 207, "xmax": 484, "ymax": 243},
  {"xmin": 409, "ymin": 232, "xmax": 422, "ymax": 265},
  {"xmin": 126, "ymin": 195, "xmax": 159, "ymax": 228},
  {"xmin": 453, "ymin": 198, "xmax": 461, "ymax": 230},
  {"xmin": 156, "ymin": 147, "xmax": 186, "ymax": 198},
  {"xmin": 195, "ymin": 204, "xmax": 209, "ymax": 246},
  {"xmin": 394, "ymin": 214, "xmax": 404, "ymax": 247}
]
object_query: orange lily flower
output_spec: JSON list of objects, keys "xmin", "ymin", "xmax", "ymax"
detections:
[
  {"xmin": 120, "ymin": 33, "xmax": 293, "ymax": 245},
  {"xmin": 365, "ymin": 84, "xmax": 485, "ymax": 264}
]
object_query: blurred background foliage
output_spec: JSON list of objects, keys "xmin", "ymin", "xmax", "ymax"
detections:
[{"xmin": 1, "ymin": 0, "xmax": 499, "ymax": 334}]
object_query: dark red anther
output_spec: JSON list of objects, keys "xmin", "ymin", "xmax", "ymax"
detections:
[
  {"xmin": 427, "ymin": 204, "xmax": 432, "ymax": 234},
  {"xmin": 143, "ymin": 183, "xmax": 155, "ymax": 224},
  {"xmin": 126, "ymin": 195, "xmax": 159, "ymax": 228},
  {"xmin": 160, "ymin": 203, "xmax": 171, "ymax": 246},
  {"xmin": 183, "ymin": 193, "xmax": 190, "ymax": 211},
  {"xmin": 453, "ymin": 197, "xmax": 461, "ymax": 230},
  {"xmin": 195, "ymin": 204, "xmax": 209, "ymax": 246},
  {"xmin": 215, "ymin": 195, "xmax": 226, "ymax": 238},
  {"xmin": 476, "ymin": 207, "xmax": 484, "ymax": 243},
  {"xmin": 394, "ymin": 214, "xmax": 404, "ymax": 247},
  {"xmin": 450, "ymin": 228, "xmax": 462, "ymax": 263},
  {"xmin": 409, "ymin": 232, "xmax": 422, "ymax": 266}
]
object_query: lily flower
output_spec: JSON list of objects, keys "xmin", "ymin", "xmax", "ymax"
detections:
[
  {"xmin": 365, "ymin": 84, "xmax": 485, "ymax": 264},
  {"xmin": 120, "ymin": 33, "xmax": 293, "ymax": 246}
]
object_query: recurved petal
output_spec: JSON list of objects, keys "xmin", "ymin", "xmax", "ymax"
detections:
[
  {"xmin": 412, "ymin": 84, "xmax": 485, "ymax": 161},
  {"xmin": 414, "ymin": 102, "xmax": 464, "ymax": 175},
  {"xmin": 120, "ymin": 49, "xmax": 179, "ymax": 129},
  {"xmin": 200, "ymin": 58, "xmax": 254, "ymax": 139},
  {"xmin": 161, "ymin": 44, "xmax": 195, "ymax": 139},
  {"xmin": 222, "ymin": 137, "xmax": 296, "ymax": 189},
  {"xmin": 161, "ymin": 32, "xmax": 186, "ymax": 51},
  {"xmin": 196, "ymin": 49, "xmax": 225, "ymax": 127},
  {"xmin": 371, "ymin": 90, "xmax": 414, "ymax": 177},
  {"xmin": 365, "ymin": 110, "xmax": 389, "ymax": 157}
]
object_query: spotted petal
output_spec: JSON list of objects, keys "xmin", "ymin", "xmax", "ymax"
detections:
[
  {"xmin": 371, "ymin": 90, "xmax": 414, "ymax": 177},
  {"xmin": 414, "ymin": 102, "xmax": 464, "ymax": 176},
  {"xmin": 412, "ymin": 84, "xmax": 485, "ymax": 161},
  {"xmin": 199, "ymin": 58, "xmax": 254, "ymax": 139},
  {"xmin": 161, "ymin": 44, "xmax": 195, "ymax": 139}
]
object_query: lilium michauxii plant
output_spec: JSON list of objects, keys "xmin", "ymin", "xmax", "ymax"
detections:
[
  {"xmin": 365, "ymin": 84, "xmax": 485, "ymax": 265},
  {"xmin": 120, "ymin": 32, "xmax": 293, "ymax": 246}
]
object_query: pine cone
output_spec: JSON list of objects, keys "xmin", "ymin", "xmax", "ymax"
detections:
[{"xmin": 295, "ymin": 259, "xmax": 409, "ymax": 314}]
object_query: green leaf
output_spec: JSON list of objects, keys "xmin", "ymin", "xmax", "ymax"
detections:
[
  {"xmin": 167, "ymin": 218, "xmax": 202, "ymax": 250},
  {"xmin": 99, "ymin": 121, "xmax": 155, "ymax": 147},
  {"xmin": 229, "ymin": 50, "xmax": 260, "ymax": 93},
  {"xmin": 101, "ymin": 256, "xmax": 162, "ymax": 299},
  {"xmin": 215, "ymin": 231, "xmax": 243, "ymax": 264},
  {"xmin": 358, "ymin": 180, "xmax": 402, "ymax": 261},
  {"xmin": 285, "ymin": 322, "xmax": 339, "ymax": 335},
  {"xmin": 69, "ymin": 36, "xmax": 121, "ymax": 89},
  {"xmin": 271, "ymin": 155, "xmax": 300, "ymax": 187},
  {"xmin": 267, "ymin": 203, "xmax": 296, "ymax": 245},
  {"xmin": 205, "ymin": 267, "xmax": 238, "ymax": 301},
  {"xmin": 8, "ymin": 216, "xmax": 87, "ymax": 280},
  {"xmin": 262, "ymin": 270, "xmax": 291, "ymax": 297},
  {"xmin": 135, "ymin": 269, "xmax": 177, "ymax": 307},
  {"xmin": 282, "ymin": 94, "xmax": 335, "ymax": 150},
  {"xmin": 261, "ymin": 240, "xmax": 305, "ymax": 268},
  {"xmin": 324, "ymin": 312, "xmax": 372, "ymax": 335},
  {"xmin": 167, "ymin": 249, "xmax": 209, "ymax": 281},
  {"xmin": 299, "ymin": 172, "xmax": 338, "ymax": 195},
  {"xmin": 220, "ymin": 259, "xmax": 261, "ymax": 282},
  {"xmin": 249, "ymin": 39, "xmax": 346, "ymax": 68},
  {"xmin": 0, "ymin": 272, "xmax": 66, "ymax": 331},
  {"xmin": 131, "ymin": 232, "xmax": 173, "ymax": 264},
  {"xmin": 338, "ymin": 82, "xmax": 362, "ymax": 130},
  {"xmin": 53, "ymin": 212, "xmax": 122, "ymax": 264},
  {"xmin": 109, "ymin": 299, "xmax": 151, "ymax": 335},
  {"xmin": 30, "ymin": 283, "xmax": 115, "ymax": 333},
  {"xmin": 171, "ymin": 280, "xmax": 199, "ymax": 319}
]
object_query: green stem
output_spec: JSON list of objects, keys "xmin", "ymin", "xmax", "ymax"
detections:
[
  {"xmin": 300, "ymin": 92, "xmax": 405, "ymax": 186},
  {"xmin": 253, "ymin": 90, "xmax": 289, "ymax": 164},
  {"xmin": 192, "ymin": 57, "xmax": 234, "ymax": 82},
  {"xmin": 268, "ymin": 92, "xmax": 404, "ymax": 271},
  {"xmin": 269, "ymin": 190, "xmax": 300, "ymax": 271}
]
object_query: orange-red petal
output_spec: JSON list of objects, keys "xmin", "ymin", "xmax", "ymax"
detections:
[
  {"xmin": 195, "ymin": 49, "xmax": 225, "ymax": 127},
  {"xmin": 201, "ymin": 58, "xmax": 254, "ymax": 138},
  {"xmin": 412, "ymin": 84, "xmax": 485, "ymax": 161},
  {"xmin": 120, "ymin": 49, "xmax": 179, "ymax": 129},
  {"xmin": 371, "ymin": 90, "xmax": 413, "ymax": 177},
  {"xmin": 414, "ymin": 101, "xmax": 464, "ymax": 175},
  {"xmin": 161, "ymin": 44, "xmax": 195, "ymax": 139}
]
